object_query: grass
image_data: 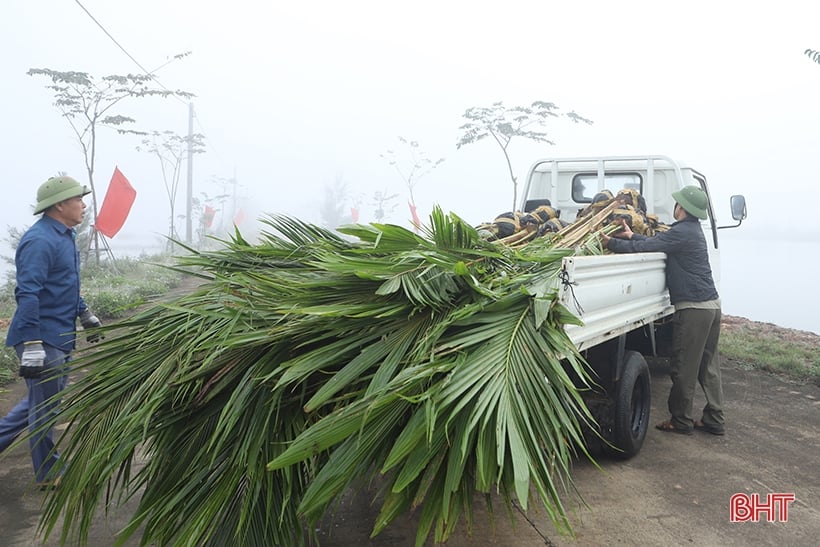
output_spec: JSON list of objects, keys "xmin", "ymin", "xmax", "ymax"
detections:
[
  {"xmin": 719, "ymin": 318, "xmax": 820, "ymax": 386},
  {"xmin": 0, "ymin": 255, "xmax": 184, "ymax": 382},
  {"xmin": 0, "ymin": 345, "xmax": 16, "ymax": 384},
  {"xmin": 79, "ymin": 257, "xmax": 183, "ymax": 318}
]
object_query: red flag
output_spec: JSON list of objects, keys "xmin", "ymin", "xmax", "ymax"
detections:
[
  {"xmin": 95, "ymin": 167, "xmax": 136, "ymax": 238},
  {"xmin": 351, "ymin": 207, "xmax": 359, "ymax": 223},
  {"xmin": 203, "ymin": 205, "xmax": 216, "ymax": 228},
  {"xmin": 234, "ymin": 208, "xmax": 246, "ymax": 226},
  {"xmin": 409, "ymin": 201, "xmax": 421, "ymax": 229}
]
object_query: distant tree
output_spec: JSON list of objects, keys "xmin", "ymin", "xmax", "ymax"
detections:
[
  {"xmin": 370, "ymin": 189, "xmax": 399, "ymax": 223},
  {"xmin": 1, "ymin": 226, "xmax": 25, "ymax": 268},
  {"xmin": 137, "ymin": 130, "xmax": 206, "ymax": 253},
  {"xmin": 456, "ymin": 101, "xmax": 593, "ymax": 211},
  {"xmin": 380, "ymin": 137, "xmax": 444, "ymax": 230},
  {"xmin": 193, "ymin": 191, "xmax": 221, "ymax": 249},
  {"xmin": 805, "ymin": 48, "xmax": 820, "ymax": 65},
  {"xmin": 27, "ymin": 58, "xmax": 194, "ymax": 263},
  {"xmin": 209, "ymin": 176, "xmax": 239, "ymax": 235},
  {"xmin": 319, "ymin": 174, "xmax": 356, "ymax": 229}
]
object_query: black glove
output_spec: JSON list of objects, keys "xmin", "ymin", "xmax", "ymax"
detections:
[
  {"xmin": 80, "ymin": 309, "xmax": 104, "ymax": 343},
  {"xmin": 19, "ymin": 342, "xmax": 46, "ymax": 378}
]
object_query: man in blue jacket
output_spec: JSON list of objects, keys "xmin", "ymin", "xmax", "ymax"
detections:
[
  {"xmin": 601, "ymin": 185, "xmax": 725, "ymax": 436},
  {"xmin": 1, "ymin": 176, "xmax": 103, "ymax": 487}
]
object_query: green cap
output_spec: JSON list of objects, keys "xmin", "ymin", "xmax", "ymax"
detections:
[
  {"xmin": 34, "ymin": 176, "xmax": 91, "ymax": 215},
  {"xmin": 671, "ymin": 185, "xmax": 708, "ymax": 220}
]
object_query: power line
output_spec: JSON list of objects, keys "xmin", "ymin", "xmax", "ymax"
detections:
[
  {"xmin": 72, "ymin": 0, "xmax": 188, "ymax": 106},
  {"xmin": 192, "ymin": 108, "xmax": 229, "ymax": 168},
  {"xmin": 73, "ymin": 0, "xmax": 152, "ymax": 75},
  {"xmin": 72, "ymin": 0, "xmax": 235, "ymax": 179}
]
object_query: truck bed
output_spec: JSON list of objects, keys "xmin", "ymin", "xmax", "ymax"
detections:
[{"xmin": 558, "ymin": 253, "xmax": 673, "ymax": 351}]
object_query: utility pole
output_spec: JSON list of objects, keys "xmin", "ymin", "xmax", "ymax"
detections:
[{"xmin": 186, "ymin": 102, "xmax": 194, "ymax": 243}]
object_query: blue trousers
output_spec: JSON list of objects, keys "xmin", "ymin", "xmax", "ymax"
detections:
[{"xmin": 0, "ymin": 344, "xmax": 70, "ymax": 483}]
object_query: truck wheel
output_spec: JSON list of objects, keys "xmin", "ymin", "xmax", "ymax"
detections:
[{"xmin": 609, "ymin": 351, "xmax": 650, "ymax": 459}]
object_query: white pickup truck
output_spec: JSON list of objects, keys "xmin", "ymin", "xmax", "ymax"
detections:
[{"xmin": 518, "ymin": 155, "xmax": 747, "ymax": 458}]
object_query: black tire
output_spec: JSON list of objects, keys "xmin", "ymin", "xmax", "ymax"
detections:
[{"xmin": 608, "ymin": 351, "xmax": 650, "ymax": 459}]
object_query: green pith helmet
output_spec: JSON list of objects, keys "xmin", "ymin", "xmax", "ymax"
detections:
[
  {"xmin": 34, "ymin": 176, "xmax": 91, "ymax": 215},
  {"xmin": 671, "ymin": 185, "xmax": 708, "ymax": 220}
]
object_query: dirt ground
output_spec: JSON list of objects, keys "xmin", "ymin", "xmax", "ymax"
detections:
[
  {"xmin": 0, "ymin": 316, "xmax": 818, "ymax": 546},
  {"xmin": 315, "ymin": 346, "xmax": 820, "ymax": 547},
  {"xmin": 721, "ymin": 315, "xmax": 820, "ymax": 344}
]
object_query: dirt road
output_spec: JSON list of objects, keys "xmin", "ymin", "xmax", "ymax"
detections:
[
  {"xmin": 0, "ymin": 356, "xmax": 817, "ymax": 546},
  {"xmin": 318, "ymin": 357, "xmax": 820, "ymax": 546}
]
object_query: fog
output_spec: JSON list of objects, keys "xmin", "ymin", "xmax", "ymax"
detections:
[{"xmin": 2, "ymin": 1, "xmax": 819, "ymax": 331}]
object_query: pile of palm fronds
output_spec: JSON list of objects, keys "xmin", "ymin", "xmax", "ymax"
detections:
[
  {"xmin": 479, "ymin": 188, "xmax": 668, "ymax": 249},
  {"xmin": 40, "ymin": 207, "xmax": 603, "ymax": 547},
  {"xmin": 481, "ymin": 201, "xmax": 623, "ymax": 248}
]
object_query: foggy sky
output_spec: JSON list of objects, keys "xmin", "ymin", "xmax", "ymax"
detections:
[{"xmin": 3, "ymin": 0, "xmax": 820, "ymax": 254}]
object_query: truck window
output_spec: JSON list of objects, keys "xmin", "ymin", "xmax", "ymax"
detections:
[{"xmin": 572, "ymin": 173, "xmax": 643, "ymax": 203}]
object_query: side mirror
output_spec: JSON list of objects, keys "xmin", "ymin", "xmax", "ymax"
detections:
[
  {"xmin": 730, "ymin": 195, "xmax": 747, "ymax": 221},
  {"xmin": 718, "ymin": 195, "xmax": 747, "ymax": 229}
]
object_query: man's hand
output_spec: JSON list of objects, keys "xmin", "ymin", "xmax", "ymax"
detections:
[
  {"xmin": 80, "ymin": 309, "xmax": 104, "ymax": 343},
  {"xmin": 614, "ymin": 219, "xmax": 634, "ymax": 240},
  {"xmin": 19, "ymin": 341, "xmax": 46, "ymax": 378},
  {"xmin": 601, "ymin": 219, "xmax": 634, "ymax": 248}
]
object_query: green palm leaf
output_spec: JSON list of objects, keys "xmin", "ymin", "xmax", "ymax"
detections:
[{"xmin": 38, "ymin": 207, "xmax": 598, "ymax": 546}]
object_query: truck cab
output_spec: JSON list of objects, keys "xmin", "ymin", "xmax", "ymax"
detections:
[
  {"xmin": 520, "ymin": 155, "xmax": 745, "ymax": 286},
  {"xmin": 519, "ymin": 155, "xmax": 747, "ymax": 458}
]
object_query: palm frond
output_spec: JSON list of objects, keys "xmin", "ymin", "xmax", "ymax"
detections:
[{"xmin": 39, "ymin": 206, "xmax": 598, "ymax": 546}]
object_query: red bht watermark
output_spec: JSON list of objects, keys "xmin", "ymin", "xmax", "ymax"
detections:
[{"xmin": 730, "ymin": 493, "xmax": 796, "ymax": 522}]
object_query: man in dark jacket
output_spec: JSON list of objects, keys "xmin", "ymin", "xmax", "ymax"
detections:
[{"xmin": 601, "ymin": 185, "xmax": 725, "ymax": 436}]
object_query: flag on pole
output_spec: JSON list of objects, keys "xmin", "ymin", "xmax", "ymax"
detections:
[
  {"xmin": 203, "ymin": 205, "xmax": 216, "ymax": 228},
  {"xmin": 95, "ymin": 167, "xmax": 137, "ymax": 238},
  {"xmin": 234, "ymin": 208, "xmax": 246, "ymax": 226},
  {"xmin": 351, "ymin": 207, "xmax": 359, "ymax": 223},
  {"xmin": 409, "ymin": 201, "xmax": 421, "ymax": 230}
]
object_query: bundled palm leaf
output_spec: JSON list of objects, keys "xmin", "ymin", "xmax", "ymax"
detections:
[
  {"xmin": 40, "ymin": 207, "xmax": 602, "ymax": 547},
  {"xmin": 480, "ymin": 187, "xmax": 669, "ymax": 249}
]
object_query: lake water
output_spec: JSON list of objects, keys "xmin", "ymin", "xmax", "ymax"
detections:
[{"xmin": 717, "ymin": 238, "xmax": 819, "ymax": 335}]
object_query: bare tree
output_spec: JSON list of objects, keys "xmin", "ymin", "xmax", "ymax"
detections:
[
  {"xmin": 457, "ymin": 101, "xmax": 592, "ymax": 211},
  {"xmin": 380, "ymin": 137, "xmax": 444, "ymax": 230},
  {"xmin": 370, "ymin": 189, "xmax": 399, "ymax": 223},
  {"xmin": 27, "ymin": 58, "xmax": 194, "ymax": 263},
  {"xmin": 208, "ymin": 176, "xmax": 238, "ymax": 235},
  {"xmin": 137, "ymin": 130, "xmax": 206, "ymax": 252},
  {"xmin": 194, "ymin": 190, "xmax": 221, "ymax": 249}
]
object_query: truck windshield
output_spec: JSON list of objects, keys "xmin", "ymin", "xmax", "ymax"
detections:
[{"xmin": 572, "ymin": 173, "xmax": 642, "ymax": 203}]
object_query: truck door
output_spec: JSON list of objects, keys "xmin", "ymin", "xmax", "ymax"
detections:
[{"xmin": 692, "ymin": 173, "xmax": 722, "ymax": 290}]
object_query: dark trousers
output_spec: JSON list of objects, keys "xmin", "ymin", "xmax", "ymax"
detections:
[
  {"xmin": 0, "ymin": 344, "xmax": 70, "ymax": 482},
  {"xmin": 668, "ymin": 307, "xmax": 724, "ymax": 430}
]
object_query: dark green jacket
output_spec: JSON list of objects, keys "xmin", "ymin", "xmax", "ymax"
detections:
[{"xmin": 606, "ymin": 216, "xmax": 719, "ymax": 305}]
